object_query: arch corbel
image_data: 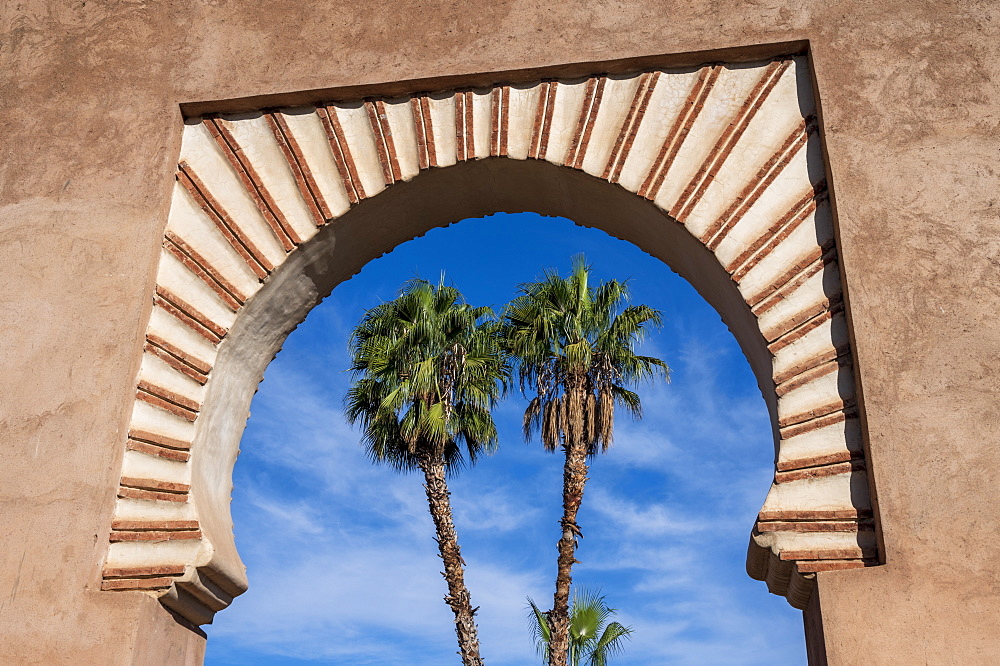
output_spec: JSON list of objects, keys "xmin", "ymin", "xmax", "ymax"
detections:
[{"xmin": 101, "ymin": 53, "xmax": 877, "ymax": 624}]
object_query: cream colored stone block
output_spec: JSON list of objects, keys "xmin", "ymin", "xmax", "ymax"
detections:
[
  {"xmin": 543, "ymin": 79, "xmax": 588, "ymax": 166},
  {"xmin": 426, "ymin": 94, "xmax": 458, "ymax": 167},
  {"xmin": 771, "ymin": 312, "xmax": 851, "ymax": 380},
  {"xmin": 506, "ymin": 83, "xmax": 542, "ymax": 160},
  {"xmin": 580, "ymin": 75, "xmax": 642, "ymax": 177},
  {"xmin": 156, "ymin": 250, "xmax": 236, "ymax": 331},
  {"xmin": 329, "ymin": 103, "xmax": 385, "ymax": 197},
  {"xmin": 654, "ymin": 64, "xmax": 762, "ymax": 212},
  {"xmin": 765, "ymin": 529, "xmax": 878, "ymax": 553},
  {"xmin": 616, "ymin": 71, "xmax": 700, "ymax": 193},
  {"xmin": 778, "ymin": 370, "xmax": 853, "ymax": 421},
  {"xmin": 130, "ymin": 400, "xmax": 196, "ymax": 444},
  {"xmin": 167, "ymin": 183, "xmax": 261, "ymax": 299},
  {"xmin": 179, "ymin": 122, "xmax": 287, "ymax": 268},
  {"xmin": 146, "ymin": 306, "xmax": 218, "ymax": 371},
  {"xmin": 218, "ymin": 114, "xmax": 318, "ymax": 244},
  {"xmin": 114, "ymin": 497, "xmax": 198, "ymax": 522},
  {"xmin": 761, "ymin": 472, "xmax": 870, "ymax": 513},
  {"xmin": 121, "ymin": 449, "xmax": 191, "ymax": 486},
  {"xmin": 105, "ymin": 540, "xmax": 204, "ymax": 569},
  {"xmin": 756, "ymin": 262, "xmax": 841, "ymax": 341},
  {"xmin": 276, "ymin": 108, "xmax": 352, "ymax": 218},
  {"xmin": 138, "ymin": 352, "xmax": 206, "ymax": 406},
  {"xmin": 471, "ymin": 90, "xmax": 493, "ymax": 159},
  {"xmin": 381, "ymin": 98, "xmax": 421, "ymax": 179},
  {"xmin": 778, "ymin": 418, "xmax": 864, "ymax": 465}
]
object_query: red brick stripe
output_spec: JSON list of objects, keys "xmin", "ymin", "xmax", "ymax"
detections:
[
  {"xmin": 463, "ymin": 92, "xmax": 475, "ymax": 159},
  {"xmin": 490, "ymin": 87, "xmax": 502, "ymax": 157},
  {"xmin": 103, "ymin": 565, "xmax": 186, "ymax": 578},
  {"xmin": 779, "ymin": 546, "xmax": 876, "ymax": 561},
  {"xmin": 774, "ymin": 458, "xmax": 866, "ymax": 484},
  {"xmin": 728, "ymin": 184, "xmax": 828, "ymax": 281},
  {"xmin": 672, "ymin": 60, "xmax": 791, "ymax": 222},
  {"xmin": 265, "ymin": 111, "xmax": 333, "ymax": 225},
  {"xmin": 110, "ymin": 530, "xmax": 202, "ymax": 542},
  {"xmin": 498, "ymin": 86, "xmax": 510, "ymax": 157},
  {"xmin": 569, "ymin": 77, "xmax": 606, "ymax": 169},
  {"xmin": 176, "ymin": 163, "xmax": 271, "ymax": 278},
  {"xmin": 702, "ymin": 116, "xmax": 816, "ymax": 247},
  {"xmin": 163, "ymin": 233, "xmax": 243, "ymax": 312},
  {"xmin": 126, "ymin": 438, "xmax": 191, "ymax": 462},
  {"xmin": 537, "ymin": 82, "xmax": 558, "ymax": 159},
  {"xmin": 128, "ymin": 429, "xmax": 191, "ymax": 451},
  {"xmin": 639, "ymin": 65, "xmax": 720, "ymax": 200},
  {"xmin": 606, "ymin": 71, "xmax": 660, "ymax": 183},
  {"xmin": 454, "ymin": 92, "xmax": 468, "ymax": 162},
  {"xmin": 117, "ymin": 487, "xmax": 189, "ymax": 503},
  {"xmin": 154, "ymin": 285, "xmax": 227, "ymax": 343},
  {"xmin": 756, "ymin": 520, "xmax": 873, "ymax": 532},
  {"xmin": 120, "ymin": 477, "xmax": 190, "ymax": 493},
  {"xmin": 101, "ymin": 577, "xmax": 176, "ymax": 591},
  {"xmin": 364, "ymin": 101, "xmax": 396, "ymax": 185},
  {"xmin": 759, "ymin": 508, "xmax": 872, "ymax": 521},
  {"xmin": 776, "ymin": 448, "xmax": 863, "ymax": 473},
  {"xmin": 136, "ymin": 380, "xmax": 200, "ymax": 421},
  {"xmin": 795, "ymin": 559, "xmax": 875, "ymax": 573},
  {"xmin": 143, "ymin": 341, "xmax": 209, "ymax": 387},
  {"xmin": 112, "ymin": 519, "xmax": 200, "ymax": 531},
  {"xmin": 317, "ymin": 105, "xmax": 364, "ymax": 202},
  {"xmin": 203, "ymin": 118, "xmax": 297, "ymax": 251}
]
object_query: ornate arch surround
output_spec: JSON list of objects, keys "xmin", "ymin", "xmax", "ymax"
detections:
[{"xmin": 101, "ymin": 51, "xmax": 880, "ymax": 625}]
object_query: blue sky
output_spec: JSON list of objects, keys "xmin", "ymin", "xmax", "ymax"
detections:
[{"xmin": 202, "ymin": 212, "xmax": 805, "ymax": 665}]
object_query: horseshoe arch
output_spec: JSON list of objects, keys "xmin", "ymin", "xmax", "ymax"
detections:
[{"xmin": 99, "ymin": 53, "xmax": 879, "ymax": 625}]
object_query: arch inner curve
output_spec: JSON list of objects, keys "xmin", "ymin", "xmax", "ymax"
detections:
[{"xmin": 100, "ymin": 53, "xmax": 878, "ymax": 625}]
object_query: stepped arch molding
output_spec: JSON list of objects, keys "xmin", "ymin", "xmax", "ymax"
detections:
[{"xmin": 100, "ymin": 53, "xmax": 880, "ymax": 625}]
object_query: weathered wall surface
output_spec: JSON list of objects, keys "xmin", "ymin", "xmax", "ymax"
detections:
[{"xmin": 1, "ymin": 1, "xmax": 997, "ymax": 663}]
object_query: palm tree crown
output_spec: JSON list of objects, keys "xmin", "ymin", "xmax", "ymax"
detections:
[
  {"xmin": 345, "ymin": 278, "xmax": 507, "ymax": 472},
  {"xmin": 345, "ymin": 278, "xmax": 508, "ymax": 666},
  {"xmin": 503, "ymin": 255, "xmax": 668, "ymax": 454},
  {"xmin": 528, "ymin": 588, "xmax": 634, "ymax": 666}
]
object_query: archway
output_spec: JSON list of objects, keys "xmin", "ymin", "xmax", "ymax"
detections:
[{"xmin": 100, "ymin": 54, "xmax": 877, "ymax": 628}]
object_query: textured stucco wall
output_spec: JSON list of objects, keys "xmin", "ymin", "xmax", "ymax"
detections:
[{"xmin": 1, "ymin": 1, "xmax": 998, "ymax": 663}]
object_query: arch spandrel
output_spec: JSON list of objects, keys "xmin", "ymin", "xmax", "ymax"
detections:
[{"xmin": 101, "ymin": 54, "xmax": 877, "ymax": 624}]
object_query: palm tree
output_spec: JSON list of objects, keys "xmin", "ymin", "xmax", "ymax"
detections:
[
  {"xmin": 528, "ymin": 588, "xmax": 633, "ymax": 666},
  {"xmin": 345, "ymin": 278, "xmax": 508, "ymax": 666},
  {"xmin": 503, "ymin": 256, "xmax": 667, "ymax": 666}
]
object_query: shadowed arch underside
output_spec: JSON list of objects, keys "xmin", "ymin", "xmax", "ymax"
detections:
[{"xmin": 101, "ymin": 53, "xmax": 878, "ymax": 625}]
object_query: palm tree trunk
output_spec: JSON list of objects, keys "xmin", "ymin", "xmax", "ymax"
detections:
[
  {"xmin": 419, "ymin": 453, "xmax": 484, "ymax": 666},
  {"xmin": 548, "ymin": 391, "xmax": 590, "ymax": 666}
]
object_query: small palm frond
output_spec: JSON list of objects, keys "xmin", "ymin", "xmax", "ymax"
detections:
[
  {"xmin": 588, "ymin": 622, "xmax": 633, "ymax": 666},
  {"xmin": 527, "ymin": 598, "xmax": 552, "ymax": 661}
]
